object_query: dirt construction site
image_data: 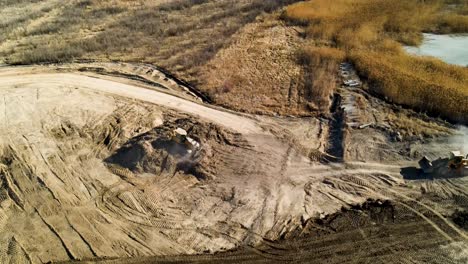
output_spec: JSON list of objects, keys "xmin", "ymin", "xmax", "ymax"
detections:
[{"xmin": 0, "ymin": 63, "xmax": 466, "ymax": 263}]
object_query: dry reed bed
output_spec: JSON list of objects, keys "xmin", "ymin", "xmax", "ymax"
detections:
[{"xmin": 285, "ymin": 0, "xmax": 468, "ymax": 124}]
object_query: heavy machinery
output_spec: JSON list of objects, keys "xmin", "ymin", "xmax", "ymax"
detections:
[
  {"xmin": 172, "ymin": 127, "xmax": 200, "ymax": 154},
  {"xmin": 418, "ymin": 151, "xmax": 468, "ymax": 178}
]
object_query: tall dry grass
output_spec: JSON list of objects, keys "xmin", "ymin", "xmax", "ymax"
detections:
[
  {"xmin": 285, "ymin": 0, "xmax": 468, "ymax": 124},
  {"xmin": 299, "ymin": 47, "xmax": 345, "ymax": 111}
]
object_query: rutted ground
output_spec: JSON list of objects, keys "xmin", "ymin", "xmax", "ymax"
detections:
[{"xmin": 0, "ymin": 65, "xmax": 466, "ymax": 263}]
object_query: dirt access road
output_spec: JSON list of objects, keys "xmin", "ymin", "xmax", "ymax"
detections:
[{"xmin": 0, "ymin": 66, "xmax": 466, "ymax": 263}]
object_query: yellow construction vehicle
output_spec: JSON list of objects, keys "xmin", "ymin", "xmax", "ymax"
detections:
[
  {"xmin": 447, "ymin": 151, "xmax": 468, "ymax": 170},
  {"xmin": 419, "ymin": 151, "xmax": 468, "ymax": 178},
  {"xmin": 172, "ymin": 128, "xmax": 200, "ymax": 153}
]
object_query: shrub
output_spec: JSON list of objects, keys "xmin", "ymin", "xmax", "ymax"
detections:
[{"xmin": 9, "ymin": 42, "xmax": 83, "ymax": 64}]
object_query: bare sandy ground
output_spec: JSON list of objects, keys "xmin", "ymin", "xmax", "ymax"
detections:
[{"xmin": 0, "ymin": 66, "xmax": 466, "ymax": 263}]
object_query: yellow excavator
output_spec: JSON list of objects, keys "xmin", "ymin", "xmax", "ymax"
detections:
[{"xmin": 419, "ymin": 151, "xmax": 468, "ymax": 178}]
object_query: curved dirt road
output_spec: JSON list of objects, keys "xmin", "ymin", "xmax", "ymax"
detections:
[{"xmin": 0, "ymin": 72, "xmax": 261, "ymax": 134}]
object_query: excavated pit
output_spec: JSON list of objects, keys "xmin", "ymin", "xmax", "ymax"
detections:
[{"xmin": 105, "ymin": 118, "xmax": 249, "ymax": 180}]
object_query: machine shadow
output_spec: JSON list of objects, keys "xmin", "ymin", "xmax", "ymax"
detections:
[{"xmin": 400, "ymin": 167, "xmax": 430, "ymax": 180}]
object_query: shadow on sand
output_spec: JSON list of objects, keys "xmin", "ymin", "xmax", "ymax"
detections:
[
  {"xmin": 401, "ymin": 166, "xmax": 467, "ymax": 180},
  {"xmin": 400, "ymin": 167, "xmax": 432, "ymax": 180}
]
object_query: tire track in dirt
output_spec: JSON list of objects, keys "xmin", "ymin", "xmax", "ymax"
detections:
[
  {"xmin": 333, "ymin": 167, "xmax": 467, "ymax": 242},
  {"xmin": 0, "ymin": 68, "xmax": 466, "ymax": 263}
]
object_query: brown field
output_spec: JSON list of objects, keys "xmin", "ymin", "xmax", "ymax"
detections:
[
  {"xmin": 0, "ymin": 0, "xmax": 299, "ymax": 83},
  {"xmin": 4, "ymin": 0, "xmax": 465, "ymax": 121},
  {"xmin": 285, "ymin": 0, "xmax": 468, "ymax": 124}
]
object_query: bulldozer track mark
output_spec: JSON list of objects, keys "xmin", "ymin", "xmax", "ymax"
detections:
[
  {"xmin": 390, "ymin": 191, "xmax": 468, "ymax": 241},
  {"xmin": 354, "ymin": 182, "xmax": 467, "ymax": 242},
  {"xmin": 395, "ymin": 202, "xmax": 453, "ymax": 242},
  {"xmin": 35, "ymin": 208, "xmax": 77, "ymax": 260},
  {"xmin": 1, "ymin": 169, "xmax": 25, "ymax": 210},
  {"xmin": 66, "ymin": 216, "xmax": 99, "ymax": 258},
  {"xmin": 126, "ymin": 232, "xmax": 155, "ymax": 256},
  {"xmin": 445, "ymin": 179, "xmax": 468, "ymax": 197},
  {"xmin": 97, "ymin": 182, "xmax": 191, "ymax": 230},
  {"xmin": 326, "ymin": 173, "xmax": 465, "ymax": 243},
  {"xmin": 107, "ymin": 165, "xmax": 135, "ymax": 180},
  {"xmin": 309, "ymin": 148, "xmax": 341, "ymax": 163}
]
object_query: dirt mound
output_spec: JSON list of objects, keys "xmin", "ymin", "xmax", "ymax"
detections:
[{"xmin": 106, "ymin": 118, "xmax": 248, "ymax": 179}]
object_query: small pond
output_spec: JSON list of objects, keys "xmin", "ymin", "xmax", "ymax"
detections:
[{"xmin": 404, "ymin": 33, "xmax": 468, "ymax": 67}]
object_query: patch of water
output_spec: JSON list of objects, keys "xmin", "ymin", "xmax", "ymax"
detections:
[{"xmin": 404, "ymin": 33, "xmax": 468, "ymax": 67}]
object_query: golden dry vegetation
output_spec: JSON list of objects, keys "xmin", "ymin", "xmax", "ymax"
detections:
[
  {"xmin": 198, "ymin": 16, "xmax": 309, "ymax": 116},
  {"xmin": 198, "ymin": 20, "xmax": 345, "ymax": 116},
  {"xmin": 299, "ymin": 47, "xmax": 345, "ymax": 112},
  {"xmin": 387, "ymin": 112, "xmax": 452, "ymax": 138},
  {"xmin": 285, "ymin": 0, "xmax": 468, "ymax": 124}
]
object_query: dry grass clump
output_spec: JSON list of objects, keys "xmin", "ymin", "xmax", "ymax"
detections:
[
  {"xmin": 351, "ymin": 51, "xmax": 468, "ymax": 123},
  {"xmin": 387, "ymin": 112, "xmax": 452, "ymax": 138},
  {"xmin": 2, "ymin": 0, "xmax": 128, "ymax": 64},
  {"xmin": 285, "ymin": 0, "xmax": 468, "ymax": 124},
  {"xmin": 299, "ymin": 47, "xmax": 345, "ymax": 111},
  {"xmin": 11, "ymin": 39, "xmax": 85, "ymax": 64},
  {"xmin": 436, "ymin": 14, "xmax": 468, "ymax": 33}
]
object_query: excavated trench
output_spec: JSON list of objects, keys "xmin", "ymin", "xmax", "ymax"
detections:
[
  {"xmin": 105, "ymin": 118, "xmax": 248, "ymax": 180},
  {"xmin": 326, "ymin": 93, "xmax": 347, "ymax": 160}
]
